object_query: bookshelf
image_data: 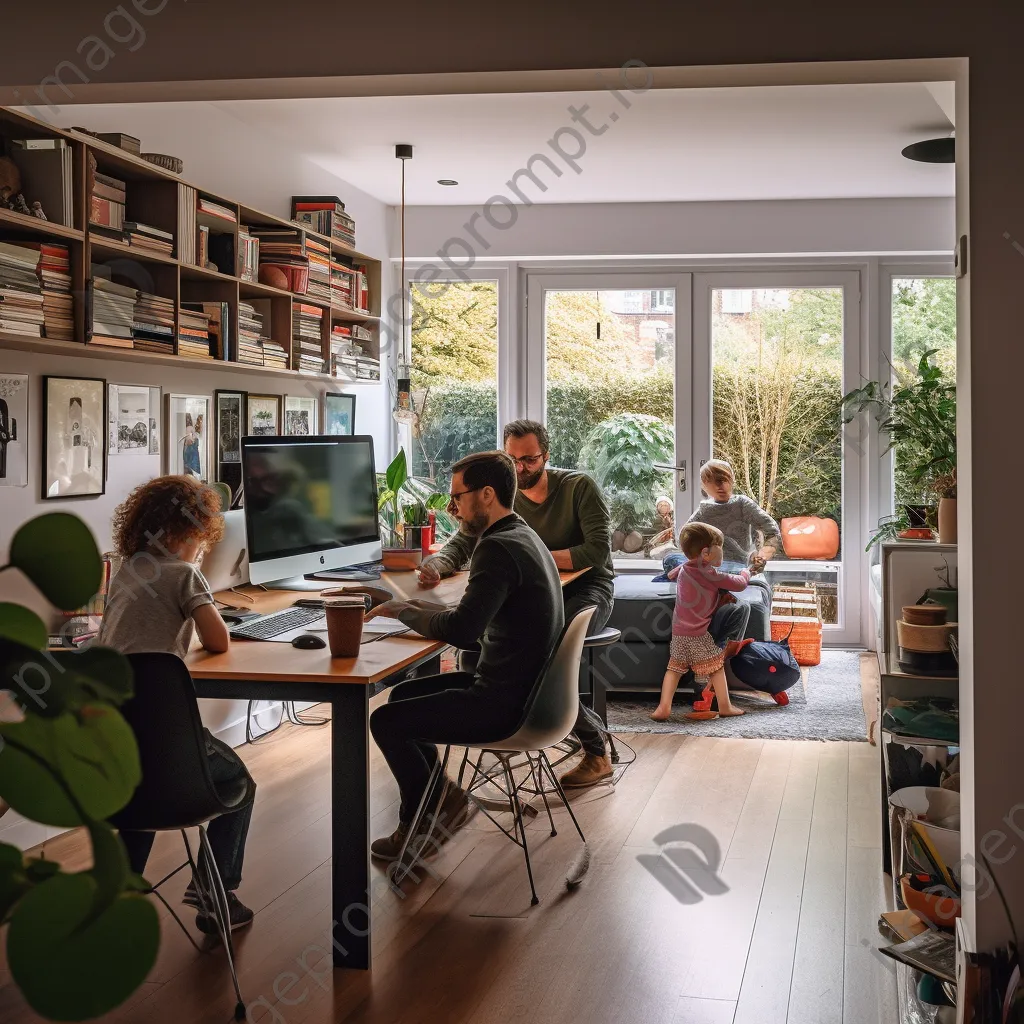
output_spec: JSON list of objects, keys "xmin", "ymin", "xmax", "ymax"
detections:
[{"xmin": 0, "ymin": 105, "xmax": 384, "ymax": 385}]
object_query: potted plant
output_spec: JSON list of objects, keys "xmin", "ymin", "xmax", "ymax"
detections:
[
  {"xmin": 376, "ymin": 448, "xmax": 451, "ymax": 569},
  {"xmin": 842, "ymin": 350, "xmax": 956, "ymax": 547}
]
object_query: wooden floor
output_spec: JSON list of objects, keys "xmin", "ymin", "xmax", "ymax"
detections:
[{"xmin": 0, "ymin": 673, "xmax": 897, "ymax": 1024}]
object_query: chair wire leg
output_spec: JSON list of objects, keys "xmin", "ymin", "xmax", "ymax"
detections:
[
  {"xmin": 391, "ymin": 745, "xmax": 451, "ymax": 886},
  {"xmin": 539, "ymin": 751, "xmax": 588, "ymax": 844},
  {"xmin": 284, "ymin": 700, "xmax": 329, "ymax": 727},
  {"xmin": 538, "ymin": 751, "xmax": 592, "ymax": 891},
  {"xmin": 528, "ymin": 752, "xmax": 557, "ymax": 837},
  {"xmin": 500, "ymin": 754, "xmax": 539, "ymax": 906},
  {"xmin": 196, "ymin": 828, "xmax": 246, "ymax": 1020}
]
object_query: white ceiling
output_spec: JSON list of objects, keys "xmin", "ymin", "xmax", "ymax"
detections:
[{"xmin": 206, "ymin": 82, "xmax": 954, "ymax": 206}]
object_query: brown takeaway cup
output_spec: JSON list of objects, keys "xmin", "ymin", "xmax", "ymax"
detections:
[{"xmin": 324, "ymin": 596, "xmax": 367, "ymax": 657}]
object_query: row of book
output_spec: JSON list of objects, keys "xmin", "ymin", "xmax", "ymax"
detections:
[
  {"xmin": 132, "ymin": 292, "xmax": 176, "ymax": 354},
  {"xmin": 178, "ymin": 184, "xmax": 198, "ymax": 265},
  {"xmin": 177, "ymin": 306, "xmax": 213, "ymax": 361},
  {"xmin": 305, "ymin": 235, "xmax": 332, "ymax": 303},
  {"xmin": 238, "ymin": 300, "xmax": 268, "ymax": 366},
  {"xmin": 237, "ymin": 228, "xmax": 259, "ymax": 283},
  {"xmin": 293, "ymin": 303, "xmax": 325, "ymax": 375},
  {"xmin": 88, "ymin": 270, "xmax": 137, "ymax": 348},
  {"xmin": 0, "ymin": 240, "xmax": 74, "ymax": 341},
  {"xmin": 88, "ymin": 160, "xmax": 126, "ymax": 236},
  {"xmin": 291, "ymin": 196, "xmax": 356, "ymax": 250}
]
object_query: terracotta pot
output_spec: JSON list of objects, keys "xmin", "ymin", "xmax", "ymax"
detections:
[
  {"xmin": 381, "ymin": 548, "xmax": 422, "ymax": 571},
  {"xmin": 937, "ymin": 497, "xmax": 957, "ymax": 544}
]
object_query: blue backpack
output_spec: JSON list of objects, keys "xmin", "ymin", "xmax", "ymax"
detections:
[{"xmin": 729, "ymin": 636, "xmax": 800, "ymax": 695}]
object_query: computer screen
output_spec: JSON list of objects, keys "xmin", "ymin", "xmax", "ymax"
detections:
[{"xmin": 240, "ymin": 434, "xmax": 381, "ymax": 585}]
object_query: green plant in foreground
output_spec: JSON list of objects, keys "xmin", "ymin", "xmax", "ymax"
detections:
[
  {"xmin": 376, "ymin": 448, "xmax": 451, "ymax": 546},
  {"xmin": 0, "ymin": 513, "xmax": 159, "ymax": 1021}
]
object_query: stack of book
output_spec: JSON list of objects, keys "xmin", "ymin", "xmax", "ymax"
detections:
[
  {"xmin": 0, "ymin": 242, "xmax": 44, "ymax": 337},
  {"xmin": 354, "ymin": 265, "xmax": 370, "ymax": 313},
  {"xmin": 177, "ymin": 183, "xmax": 197, "ymax": 263},
  {"xmin": 329, "ymin": 324, "xmax": 354, "ymax": 377},
  {"xmin": 197, "ymin": 196, "xmax": 237, "ymax": 225},
  {"xmin": 96, "ymin": 132, "xmax": 141, "ymax": 155},
  {"xmin": 237, "ymin": 228, "xmax": 259, "ymax": 282},
  {"xmin": 350, "ymin": 322, "xmax": 374, "ymax": 345},
  {"xmin": 89, "ymin": 168, "xmax": 127, "ymax": 237},
  {"xmin": 261, "ymin": 340, "xmax": 289, "ymax": 369},
  {"xmin": 292, "ymin": 302, "xmax": 325, "ymax": 375},
  {"xmin": 305, "ymin": 235, "xmax": 332, "ymax": 303},
  {"xmin": 177, "ymin": 306, "xmax": 213, "ymax": 360},
  {"xmin": 125, "ymin": 222, "xmax": 173, "ymax": 256},
  {"xmin": 331, "ymin": 261, "xmax": 355, "ymax": 309},
  {"xmin": 182, "ymin": 301, "xmax": 230, "ymax": 360},
  {"xmin": 238, "ymin": 301, "xmax": 266, "ymax": 365},
  {"xmin": 29, "ymin": 242, "xmax": 73, "ymax": 341},
  {"xmin": 88, "ymin": 272, "xmax": 137, "ymax": 348},
  {"xmin": 132, "ymin": 292, "xmax": 176, "ymax": 354},
  {"xmin": 291, "ymin": 196, "xmax": 356, "ymax": 249},
  {"xmin": 250, "ymin": 227, "xmax": 308, "ymax": 293},
  {"xmin": 355, "ymin": 354, "xmax": 381, "ymax": 380}
]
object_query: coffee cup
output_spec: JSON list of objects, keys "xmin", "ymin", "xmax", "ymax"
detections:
[{"xmin": 324, "ymin": 596, "xmax": 367, "ymax": 657}]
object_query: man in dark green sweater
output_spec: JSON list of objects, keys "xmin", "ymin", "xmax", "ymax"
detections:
[{"xmin": 419, "ymin": 419, "xmax": 616, "ymax": 788}]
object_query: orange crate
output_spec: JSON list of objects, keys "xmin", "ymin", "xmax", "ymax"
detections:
[{"xmin": 771, "ymin": 617, "xmax": 822, "ymax": 666}]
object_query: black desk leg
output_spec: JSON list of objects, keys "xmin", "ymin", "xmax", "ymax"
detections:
[{"xmin": 330, "ymin": 686, "xmax": 371, "ymax": 969}]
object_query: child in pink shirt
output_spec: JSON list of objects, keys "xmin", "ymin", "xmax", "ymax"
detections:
[{"xmin": 651, "ymin": 522, "xmax": 749, "ymax": 722}]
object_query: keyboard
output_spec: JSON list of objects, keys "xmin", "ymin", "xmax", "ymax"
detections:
[{"xmin": 229, "ymin": 606, "xmax": 326, "ymax": 641}]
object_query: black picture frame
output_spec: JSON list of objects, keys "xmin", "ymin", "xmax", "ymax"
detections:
[
  {"xmin": 41, "ymin": 374, "xmax": 107, "ymax": 500},
  {"xmin": 214, "ymin": 388, "xmax": 247, "ymax": 495},
  {"xmin": 323, "ymin": 392, "xmax": 356, "ymax": 435}
]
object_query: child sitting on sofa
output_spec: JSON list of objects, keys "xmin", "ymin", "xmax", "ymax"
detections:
[{"xmin": 651, "ymin": 522, "xmax": 749, "ymax": 722}]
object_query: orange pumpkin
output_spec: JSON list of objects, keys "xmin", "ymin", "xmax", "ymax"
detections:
[{"xmin": 780, "ymin": 516, "xmax": 840, "ymax": 559}]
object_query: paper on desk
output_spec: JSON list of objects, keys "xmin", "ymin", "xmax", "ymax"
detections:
[{"xmin": 361, "ymin": 617, "xmax": 415, "ymax": 636}]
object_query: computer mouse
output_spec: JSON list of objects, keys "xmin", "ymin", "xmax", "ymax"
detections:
[{"xmin": 291, "ymin": 634, "xmax": 327, "ymax": 650}]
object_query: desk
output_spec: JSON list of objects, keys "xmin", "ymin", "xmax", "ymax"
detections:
[{"xmin": 189, "ymin": 568, "xmax": 586, "ymax": 970}]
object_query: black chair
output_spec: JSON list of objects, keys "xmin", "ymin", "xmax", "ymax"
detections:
[{"xmin": 111, "ymin": 653, "xmax": 256, "ymax": 1021}]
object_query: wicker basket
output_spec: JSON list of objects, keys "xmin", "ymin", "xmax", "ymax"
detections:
[
  {"xmin": 897, "ymin": 620, "xmax": 956, "ymax": 653},
  {"xmin": 771, "ymin": 617, "xmax": 823, "ymax": 666}
]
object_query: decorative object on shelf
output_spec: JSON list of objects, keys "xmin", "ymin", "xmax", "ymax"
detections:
[
  {"xmin": 96, "ymin": 131, "xmax": 141, "ymax": 155},
  {"xmin": 323, "ymin": 392, "xmax": 356, "ymax": 435},
  {"xmin": 141, "ymin": 152, "xmax": 183, "ymax": 174},
  {"xmin": 10, "ymin": 192, "xmax": 31, "ymax": 215},
  {"xmin": 246, "ymin": 393, "xmax": 281, "ymax": 437},
  {"xmin": 0, "ymin": 155, "xmax": 21, "ymax": 197},
  {"xmin": 902, "ymin": 604, "xmax": 948, "ymax": 626},
  {"xmin": 0, "ymin": 373, "xmax": 28, "ymax": 486},
  {"xmin": 30, "ymin": 201, "xmax": 45, "ymax": 220},
  {"xmin": 214, "ymin": 389, "xmax": 246, "ymax": 494},
  {"xmin": 842, "ymin": 350, "xmax": 956, "ymax": 549},
  {"xmin": 166, "ymin": 392, "xmax": 211, "ymax": 482},
  {"xmin": 107, "ymin": 383, "xmax": 160, "ymax": 457},
  {"xmin": 284, "ymin": 394, "xmax": 318, "ymax": 436},
  {"xmin": 42, "ymin": 375, "xmax": 106, "ymax": 499},
  {"xmin": 376, "ymin": 447, "xmax": 450, "ymax": 553}
]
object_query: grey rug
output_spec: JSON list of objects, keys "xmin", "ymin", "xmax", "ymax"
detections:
[{"xmin": 605, "ymin": 649, "xmax": 867, "ymax": 742}]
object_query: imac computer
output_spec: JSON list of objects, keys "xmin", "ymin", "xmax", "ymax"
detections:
[{"xmin": 240, "ymin": 434, "xmax": 381, "ymax": 590}]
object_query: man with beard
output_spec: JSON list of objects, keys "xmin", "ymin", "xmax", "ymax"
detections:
[
  {"xmin": 366, "ymin": 451, "xmax": 563, "ymax": 861},
  {"xmin": 418, "ymin": 420, "xmax": 616, "ymax": 789}
]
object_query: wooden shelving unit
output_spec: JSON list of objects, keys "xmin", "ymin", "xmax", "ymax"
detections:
[{"xmin": 0, "ymin": 105, "xmax": 383, "ymax": 384}]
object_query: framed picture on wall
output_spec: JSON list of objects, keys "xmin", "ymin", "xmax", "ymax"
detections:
[
  {"xmin": 107, "ymin": 384, "xmax": 161, "ymax": 456},
  {"xmin": 0, "ymin": 373, "xmax": 29, "ymax": 488},
  {"xmin": 42, "ymin": 375, "xmax": 106, "ymax": 499},
  {"xmin": 284, "ymin": 394, "xmax": 318, "ymax": 436},
  {"xmin": 246, "ymin": 393, "xmax": 281, "ymax": 437},
  {"xmin": 166, "ymin": 393, "xmax": 211, "ymax": 482},
  {"xmin": 323, "ymin": 392, "xmax": 356, "ymax": 435},
  {"xmin": 214, "ymin": 389, "xmax": 246, "ymax": 494}
]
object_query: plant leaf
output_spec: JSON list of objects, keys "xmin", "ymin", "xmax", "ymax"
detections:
[
  {"xmin": 7, "ymin": 872, "xmax": 160, "ymax": 1021},
  {"xmin": 385, "ymin": 448, "xmax": 408, "ymax": 494},
  {"xmin": 46, "ymin": 647, "xmax": 134, "ymax": 706},
  {"xmin": 0, "ymin": 605, "xmax": 47, "ymax": 651},
  {"xmin": 8, "ymin": 514, "xmax": 103, "ymax": 611},
  {"xmin": 0, "ymin": 841, "xmax": 28, "ymax": 922},
  {"xmin": 0, "ymin": 717, "xmax": 83, "ymax": 827},
  {"xmin": 84, "ymin": 821, "xmax": 128, "ymax": 921}
]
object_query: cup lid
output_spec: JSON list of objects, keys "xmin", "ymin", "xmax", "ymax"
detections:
[{"xmin": 324, "ymin": 596, "xmax": 368, "ymax": 608}]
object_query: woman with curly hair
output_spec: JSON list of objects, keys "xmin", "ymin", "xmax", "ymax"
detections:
[{"xmin": 99, "ymin": 475, "xmax": 256, "ymax": 934}]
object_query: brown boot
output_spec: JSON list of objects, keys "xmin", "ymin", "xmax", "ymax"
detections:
[{"xmin": 560, "ymin": 752, "xmax": 613, "ymax": 789}]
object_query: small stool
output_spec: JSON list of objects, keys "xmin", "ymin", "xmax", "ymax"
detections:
[{"xmin": 582, "ymin": 627, "xmax": 621, "ymax": 726}]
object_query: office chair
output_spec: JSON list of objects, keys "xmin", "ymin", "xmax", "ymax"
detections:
[
  {"xmin": 111, "ymin": 653, "xmax": 257, "ymax": 1021},
  {"xmin": 392, "ymin": 608, "xmax": 596, "ymax": 905}
]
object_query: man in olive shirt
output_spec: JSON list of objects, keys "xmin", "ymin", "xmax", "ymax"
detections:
[{"xmin": 419, "ymin": 419, "xmax": 615, "ymax": 788}]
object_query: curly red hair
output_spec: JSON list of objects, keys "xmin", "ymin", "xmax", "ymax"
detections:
[{"xmin": 111, "ymin": 475, "xmax": 224, "ymax": 558}]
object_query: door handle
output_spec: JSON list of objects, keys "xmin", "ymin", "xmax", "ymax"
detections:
[{"xmin": 653, "ymin": 460, "xmax": 686, "ymax": 493}]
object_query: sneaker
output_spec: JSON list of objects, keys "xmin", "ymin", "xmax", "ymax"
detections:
[
  {"xmin": 427, "ymin": 783, "xmax": 472, "ymax": 845},
  {"xmin": 195, "ymin": 891, "xmax": 254, "ymax": 935},
  {"xmin": 182, "ymin": 881, "xmax": 203, "ymax": 910},
  {"xmin": 772, "ymin": 691, "xmax": 790, "ymax": 706},
  {"xmin": 560, "ymin": 753, "xmax": 613, "ymax": 789}
]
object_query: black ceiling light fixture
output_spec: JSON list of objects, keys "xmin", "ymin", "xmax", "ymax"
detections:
[{"xmin": 901, "ymin": 136, "xmax": 955, "ymax": 163}]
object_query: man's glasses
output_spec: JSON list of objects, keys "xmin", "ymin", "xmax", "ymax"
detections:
[
  {"xmin": 447, "ymin": 486, "xmax": 481, "ymax": 510},
  {"xmin": 510, "ymin": 454, "xmax": 545, "ymax": 469}
]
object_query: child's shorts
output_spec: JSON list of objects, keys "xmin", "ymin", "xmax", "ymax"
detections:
[{"xmin": 668, "ymin": 631, "xmax": 726, "ymax": 681}]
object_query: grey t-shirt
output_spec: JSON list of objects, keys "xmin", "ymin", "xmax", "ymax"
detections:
[{"xmin": 98, "ymin": 557, "xmax": 215, "ymax": 660}]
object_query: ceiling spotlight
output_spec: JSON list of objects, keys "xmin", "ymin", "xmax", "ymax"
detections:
[
  {"xmin": 901, "ymin": 137, "xmax": 955, "ymax": 163},
  {"xmin": 437, "ymin": 179, "xmax": 458, "ymax": 186}
]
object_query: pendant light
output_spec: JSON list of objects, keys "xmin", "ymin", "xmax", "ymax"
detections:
[{"xmin": 393, "ymin": 144, "xmax": 417, "ymax": 425}]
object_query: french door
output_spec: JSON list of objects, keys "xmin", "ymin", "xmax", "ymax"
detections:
[{"xmin": 525, "ymin": 268, "xmax": 864, "ymax": 646}]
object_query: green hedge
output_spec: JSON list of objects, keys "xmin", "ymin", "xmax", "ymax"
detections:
[{"xmin": 412, "ymin": 367, "xmax": 843, "ymax": 522}]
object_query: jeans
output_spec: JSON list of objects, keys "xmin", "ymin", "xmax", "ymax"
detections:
[
  {"xmin": 370, "ymin": 673, "xmax": 530, "ymax": 823},
  {"xmin": 120, "ymin": 732, "xmax": 255, "ymax": 891}
]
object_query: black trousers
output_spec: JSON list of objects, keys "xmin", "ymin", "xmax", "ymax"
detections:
[
  {"xmin": 370, "ymin": 673, "xmax": 530, "ymax": 823},
  {"xmin": 120, "ymin": 732, "xmax": 255, "ymax": 892}
]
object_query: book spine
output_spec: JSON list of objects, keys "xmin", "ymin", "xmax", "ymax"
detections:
[{"xmin": 90, "ymin": 196, "xmax": 125, "ymax": 229}]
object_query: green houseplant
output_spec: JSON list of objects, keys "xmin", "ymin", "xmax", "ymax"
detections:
[
  {"xmin": 0, "ymin": 513, "xmax": 159, "ymax": 1021},
  {"xmin": 842, "ymin": 350, "xmax": 957, "ymax": 547},
  {"xmin": 376, "ymin": 448, "xmax": 452, "ymax": 557}
]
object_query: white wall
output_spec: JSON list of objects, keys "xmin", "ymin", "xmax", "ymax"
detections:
[
  {"xmin": 1, "ymin": 102, "xmax": 395, "ymax": 850},
  {"xmin": 399, "ymin": 196, "xmax": 955, "ymax": 262}
]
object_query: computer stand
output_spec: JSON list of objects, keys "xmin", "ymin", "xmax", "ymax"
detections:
[{"xmin": 261, "ymin": 575, "xmax": 336, "ymax": 592}]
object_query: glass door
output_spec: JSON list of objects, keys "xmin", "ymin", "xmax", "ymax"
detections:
[
  {"xmin": 526, "ymin": 273, "xmax": 691, "ymax": 569},
  {"xmin": 692, "ymin": 272, "xmax": 863, "ymax": 644}
]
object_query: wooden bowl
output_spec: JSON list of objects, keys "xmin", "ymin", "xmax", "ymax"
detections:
[
  {"xmin": 897, "ymin": 620, "xmax": 955, "ymax": 653},
  {"xmin": 142, "ymin": 153, "xmax": 184, "ymax": 174},
  {"xmin": 899, "ymin": 874, "xmax": 960, "ymax": 929},
  {"xmin": 902, "ymin": 604, "xmax": 947, "ymax": 626}
]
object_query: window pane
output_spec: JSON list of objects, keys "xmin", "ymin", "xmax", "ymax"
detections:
[
  {"xmin": 711, "ymin": 287, "xmax": 844, "ymax": 624},
  {"xmin": 891, "ymin": 278, "xmax": 957, "ymax": 507},
  {"xmin": 544, "ymin": 288, "xmax": 675, "ymax": 559},
  {"xmin": 409, "ymin": 280, "xmax": 498, "ymax": 489}
]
